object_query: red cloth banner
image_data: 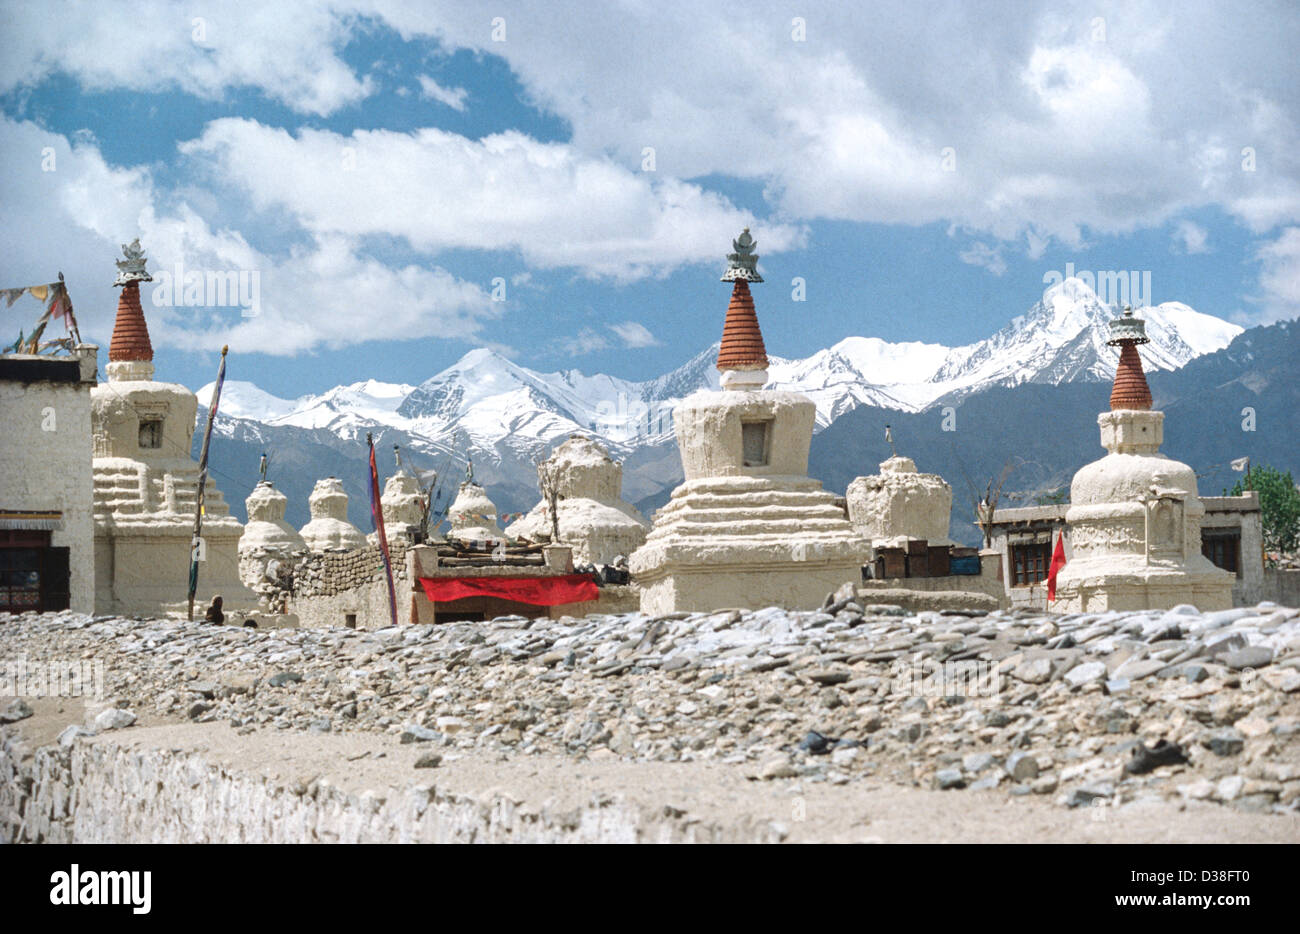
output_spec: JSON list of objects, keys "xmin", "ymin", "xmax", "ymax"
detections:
[
  {"xmin": 419, "ymin": 574, "xmax": 599, "ymax": 607},
  {"xmin": 1046, "ymin": 533, "xmax": 1067, "ymax": 603}
]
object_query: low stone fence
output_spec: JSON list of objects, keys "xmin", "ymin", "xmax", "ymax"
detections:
[{"xmin": 0, "ymin": 733, "xmax": 778, "ymax": 844}]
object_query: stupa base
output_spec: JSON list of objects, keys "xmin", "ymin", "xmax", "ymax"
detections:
[
  {"xmin": 1053, "ymin": 561, "xmax": 1233, "ymax": 613},
  {"xmin": 635, "ymin": 551, "xmax": 863, "ymax": 615}
]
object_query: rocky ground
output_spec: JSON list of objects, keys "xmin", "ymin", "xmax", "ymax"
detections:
[{"xmin": 3, "ymin": 595, "xmax": 1300, "ymax": 825}]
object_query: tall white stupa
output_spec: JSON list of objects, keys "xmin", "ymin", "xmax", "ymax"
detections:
[
  {"xmin": 1052, "ymin": 305, "xmax": 1234, "ymax": 611},
  {"xmin": 630, "ymin": 230, "xmax": 869, "ymax": 613},
  {"xmin": 91, "ymin": 240, "xmax": 254, "ymax": 615}
]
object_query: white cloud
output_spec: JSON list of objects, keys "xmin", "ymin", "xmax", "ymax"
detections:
[
  {"xmin": 4, "ymin": 1, "xmax": 1299, "ymax": 326},
  {"xmin": 0, "ymin": 1, "xmax": 372, "ymax": 116},
  {"xmin": 1252, "ymin": 227, "xmax": 1300, "ymax": 324},
  {"xmin": 372, "ymin": 1, "xmax": 1300, "ymax": 246},
  {"xmin": 552, "ymin": 327, "xmax": 608, "ymax": 356},
  {"xmin": 416, "ymin": 75, "xmax": 468, "ymax": 111},
  {"xmin": 1172, "ymin": 220, "xmax": 1209, "ymax": 254},
  {"xmin": 0, "ymin": 118, "xmax": 498, "ymax": 356},
  {"xmin": 7, "ymin": 2, "xmax": 1295, "ymax": 245},
  {"xmin": 958, "ymin": 242, "xmax": 1007, "ymax": 277},
  {"xmin": 609, "ymin": 321, "xmax": 659, "ymax": 347},
  {"xmin": 180, "ymin": 118, "xmax": 806, "ymax": 281}
]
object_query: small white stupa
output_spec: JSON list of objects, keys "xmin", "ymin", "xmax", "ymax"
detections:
[
  {"xmin": 1053, "ymin": 306, "xmax": 1233, "ymax": 612},
  {"xmin": 370, "ymin": 469, "xmax": 427, "ymax": 543},
  {"xmin": 846, "ymin": 451, "xmax": 953, "ymax": 546},
  {"xmin": 630, "ymin": 230, "xmax": 869, "ymax": 613},
  {"xmin": 506, "ymin": 435, "xmax": 649, "ymax": 564},
  {"xmin": 446, "ymin": 466, "xmax": 501, "ymax": 542},
  {"xmin": 237, "ymin": 480, "xmax": 306, "ymax": 599},
  {"xmin": 240, "ymin": 481, "xmax": 306, "ymax": 555},
  {"xmin": 300, "ymin": 477, "xmax": 367, "ymax": 551}
]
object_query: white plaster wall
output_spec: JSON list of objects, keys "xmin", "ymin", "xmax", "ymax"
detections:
[
  {"xmin": 0, "ymin": 376, "xmax": 95, "ymax": 613},
  {"xmin": 673, "ymin": 391, "xmax": 815, "ymax": 480},
  {"xmin": 294, "ymin": 579, "xmax": 399, "ymax": 631}
]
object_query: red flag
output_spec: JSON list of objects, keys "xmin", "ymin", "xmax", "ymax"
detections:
[
  {"xmin": 1046, "ymin": 532, "xmax": 1067, "ymax": 603},
  {"xmin": 368, "ymin": 433, "xmax": 398, "ymax": 627}
]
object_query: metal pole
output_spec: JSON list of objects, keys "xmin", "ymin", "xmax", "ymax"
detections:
[{"xmin": 188, "ymin": 345, "xmax": 228, "ymax": 621}]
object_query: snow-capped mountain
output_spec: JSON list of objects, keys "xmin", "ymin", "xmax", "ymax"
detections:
[{"xmin": 197, "ymin": 278, "xmax": 1243, "ymax": 525}]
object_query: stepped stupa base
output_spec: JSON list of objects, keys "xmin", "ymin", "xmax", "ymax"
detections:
[
  {"xmin": 631, "ymin": 475, "xmax": 867, "ymax": 614},
  {"xmin": 1053, "ymin": 561, "xmax": 1233, "ymax": 613},
  {"xmin": 637, "ymin": 555, "xmax": 864, "ymax": 616}
]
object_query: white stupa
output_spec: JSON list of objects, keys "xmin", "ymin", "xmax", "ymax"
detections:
[
  {"xmin": 299, "ymin": 477, "xmax": 367, "ymax": 551},
  {"xmin": 629, "ymin": 230, "xmax": 869, "ymax": 613},
  {"xmin": 91, "ymin": 239, "xmax": 255, "ymax": 615},
  {"xmin": 1053, "ymin": 306, "xmax": 1233, "ymax": 611},
  {"xmin": 846, "ymin": 452, "xmax": 953, "ymax": 546},
  {"xmin": 446, "ymin": 472, "xmax": 501, "ymax": 542},
  {"xmin": 505, "ymin": 435, "xmax": 648, "ymax": 564},
  {"xmin": 368, "ymin": 468, "xmax": 428, "ymax": 545},
  {"xmin": 240, "ymin": 481, "xmax": 307, "ymax": 555},
  {"xmin": 237, "ymin": 480, "xmax": 306, "ymax": 600}
]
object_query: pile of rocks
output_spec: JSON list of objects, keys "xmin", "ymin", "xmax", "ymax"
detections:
[{"xmin": 2, "ymin": 598, "xmax": 1298, "ymax": 815}]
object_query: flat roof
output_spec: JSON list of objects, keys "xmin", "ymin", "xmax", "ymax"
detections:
[{"xmin": 0, "ymin": 354, "xmax": 82, "ymax": 384}]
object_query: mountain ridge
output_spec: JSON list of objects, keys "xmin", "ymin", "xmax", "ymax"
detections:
[{"xmin": 193, "ymin": 278, "xmax": 1273, "ymax": 534}]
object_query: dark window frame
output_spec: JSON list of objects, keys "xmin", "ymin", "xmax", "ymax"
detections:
[
  {"xmin": 138, "ymin": 418, "xmax": 164, "ymax": 449},
  {"xmin": 1202, "ymin": 530, "xmax": 1241, "ymax": 577},
  {"xmin": 1010, "ymin": 541, "xmax": 1052, "ymax": 586}
]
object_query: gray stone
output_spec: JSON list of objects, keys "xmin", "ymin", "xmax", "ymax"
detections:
[
  {"xmin": 1222, "ymin": 647, "xmax": 1273, "ymax": 670},
  {"xmin": 934, "ymin": 768, "xmax": 965, "ymax": 789},
  {"xmin": 414, "ymin": 753, "xmax": 442, "ymax": 769},
  {"xmin": 806, "ymin": 669, "xmax": 851, "ymax": 685},
  {"xmin": 92, "ymin": 708, "xmax": 137, "ymax": 731},
  {"xmin": 268, "ymin": 671, "xmax": 305, "ymax": 687},
  {"xmin": 1006, "ymin": 752, "xmax": 1039, "ymax": 781},
  {"xmin": 1063, "ymin": 660, "xmax": 1107, "ymax": 688},
  {"xmin": 1012, "ymin": 658, "xmax": 1053, "ymax": 684},
  {"xmin": 1202, "ymin": 728, "xmax": 1245, "ymax": 757},
  {"xmin": 0, "ymin": 698, "xmax": 34, "ymax": 723},
  {"xmin": 400, "ymin": 724, "xmax": 440, "ymax": 744},
  {"xmin": 758, "ymin": 757, "xmax": 799, "ymax": 780},
  {"xmin": 962, "ymin": 752, "xmax": 996, "ymax": 774},
  {"xmin": 57, "ymin": 724, "xmax": 94, "ymax": 746}
]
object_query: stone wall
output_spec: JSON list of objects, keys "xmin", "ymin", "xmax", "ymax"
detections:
[
  {"xmin": 0, "ymin": 352, "xmax": 96, "ymax": 614},
  {"xmin": 0, "ymin": 733, "xmax": 776, "ymax": 844},
  {"xmin": 1264, "ymin": 569, "xmax": 1300, "ymax": 608},
  {"xmin": 291, "ymin": 539, "xmax": 411, "ymax": 630}
]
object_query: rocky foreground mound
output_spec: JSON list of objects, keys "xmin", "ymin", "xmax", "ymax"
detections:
[{"xmin": 3, "ymin": 599, "xmax": 1299, "ymax": 820}]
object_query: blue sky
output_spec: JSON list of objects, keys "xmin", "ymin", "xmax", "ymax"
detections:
[{"xmin": 1, "ymin": 1, "xmax": 1296, "ymax": 398}]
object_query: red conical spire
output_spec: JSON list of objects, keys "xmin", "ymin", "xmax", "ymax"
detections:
[
  {"xmin": 716, "ymin": 279, "xmax": 768, "ymax": 371},
  {"xmin": 1105, "ymin": 304, "xmax": 1152, "ymax": 410},
  {"xmin": 108, "ymin": 281, "xmax": 153, "ymax": 362},
  {"xmin": 1109, "ymin": 341, "xmax": 1151, "ymax": 410}
]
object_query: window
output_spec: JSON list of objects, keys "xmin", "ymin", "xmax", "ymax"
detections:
[
  {"xmin": 344, "ymin": 613, "xmax": 357, "ymax": 629},
  {"xmin": 741, "ymin": 420, "xmax": 771, "ymax": 467},
  {"xmin": 1202, "ymin": 531, "xmax": 1241, "ymax": 577},
  {"xmin": 138, "ymin": 418, "xmax": 163, "ymax": 449},
  {"xmin": 1010, "ymin": 542, "xmax": 1052, "ymax": 586}
]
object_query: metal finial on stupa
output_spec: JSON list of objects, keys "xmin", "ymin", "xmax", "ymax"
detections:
[
  {"xmin": 113, "ymin": 238, "xmax": 152, "ymax": 287},
  {"xmin": 1106, "ymin": 303, "xmax": 1149, "ymax": 346},
  {"xmin": 721, "ymin": 227, "xmax": 763, "ymax": 283}
]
